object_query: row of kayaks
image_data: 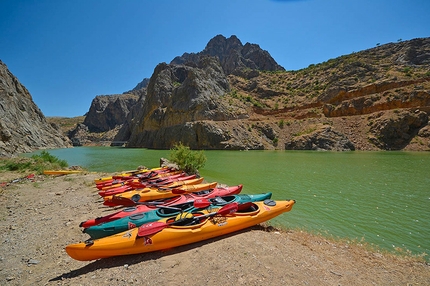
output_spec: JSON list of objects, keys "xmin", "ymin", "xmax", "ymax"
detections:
[{"xmin": 65, "ymin": 166, "xmax": 296, "ymax": 261}]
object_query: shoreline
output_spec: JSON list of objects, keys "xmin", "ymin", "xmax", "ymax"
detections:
[{"xmin": 0, "ymin": 171, "xmax": 429, "ymax": 285}]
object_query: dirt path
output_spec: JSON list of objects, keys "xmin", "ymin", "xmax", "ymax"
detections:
[{"xmin": 0, "ymin": 172, "xmax": 428, "ymax": 285}]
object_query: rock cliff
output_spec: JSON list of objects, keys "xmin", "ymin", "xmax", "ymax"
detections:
[
  {"xmin": 125, "ymin": 57, "xmax": 249, "ymax": 148},
  {"xmin": 82, "ymin": 94, "xmax": 138, "ymax": 133},
  {"xmin": 0, "ymin": 61, "xmax": 71, "ymax": 157}
]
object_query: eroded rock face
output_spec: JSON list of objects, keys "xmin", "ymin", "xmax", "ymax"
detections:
[
  {"xmin": 126, "ymin": 57, "xmax": 249, "ymax": 148},
  {"xmin": 83, "ymin": 94, "xmax": 138, "ymax": 132},
  {"xmin": 285, "ymin": 125, "xmax": 355, "ymax": 151},
  {"xmin": 368, "ymin": 110, "xmax": 428, "ymax": 150},
  {"xmin": 0, "ymin": 60, "xmax": 71, "ymax": 157}
]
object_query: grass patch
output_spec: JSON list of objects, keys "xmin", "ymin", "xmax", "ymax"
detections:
[{"xmin": 0, "ymin": 151, "xmax": 69, "ymax": 175}]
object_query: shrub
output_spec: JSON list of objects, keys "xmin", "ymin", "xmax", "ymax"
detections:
[
  {"xmin": 31, "ymin": 151, "xmax": 68, "ymax": 168},
  {"xmin": 278, "ymin": 119, "xmax": 285, "ymax": 129},
  {"xmin": 168, "ymin": 143, "xmax": 207, "ymax": 174}
]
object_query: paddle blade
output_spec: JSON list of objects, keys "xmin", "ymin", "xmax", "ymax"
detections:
[
  {"xmin": 137, "ymin": 221, "xmax": 168, "ymax": 237},
  {"xmin": 193, "ymin": 198, "xmax": 211, "ymax": 209},
  {"xmin": 171, "ymin": 188, "xmax": 186, "ymax": 194},
  {"xmin": 216, "ymin": 202, "xmax": 239, "ymax": 216},
  {"xmin": 106, "ymin": 196, "xmax": 136, "ymax": 207}
]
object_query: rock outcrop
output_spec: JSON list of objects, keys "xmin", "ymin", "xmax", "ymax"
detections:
[
  {"xmin": 83, "ymin": 94, "xmax": 138, "ymax": 133},
  {"xmin": 126, "ymin": 56, "xmax": 249, "ymax": 149},
  {"xmin": 368, "ymin": 110, "xmax": 428, "ymax": 150},
  {"xmin": 0, "ymin": 60, "xmax": 71, "ymax": 157},
  {"xmin": 285, "ymin": 125, "xmax": 355, "ymax": 151}
]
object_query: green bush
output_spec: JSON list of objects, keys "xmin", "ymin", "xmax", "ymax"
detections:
[
  {"xmin": 31, "ymin": 151, "xmax": 68, "ymax": 168},
  {"xmin": 278, "ymin": 119, "xmax": 285, "ymax": 129},
  {"xmin": 169, "ymin": 143, "xmax": 207, "ymax": 174}
]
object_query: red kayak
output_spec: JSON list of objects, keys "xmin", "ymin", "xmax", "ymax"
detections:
[
  {"xmin": 80, "ymin": 184, "xmax": 243, "ymax": 228},
  {"xmin": 97, "ymin": 174, "xmax": 197, "ymax": 197}
]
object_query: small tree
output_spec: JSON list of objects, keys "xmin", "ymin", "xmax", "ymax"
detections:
[{"xmin": 169, "ymin": 143, "xmax": 207, "ymax": 174}]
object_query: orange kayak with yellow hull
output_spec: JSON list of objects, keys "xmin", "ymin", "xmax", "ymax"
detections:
[
  {"xmin": 65, "ymin": 199, "xmax": 295, "ymax": 261},
  {"xmin": 103, "ymin": 181, "xmax": 217, "ymax": 203}
]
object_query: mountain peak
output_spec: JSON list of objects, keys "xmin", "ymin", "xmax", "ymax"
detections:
[{"xmin": 171, "ymin": 34, "xmax": 285, "ymax": 74}]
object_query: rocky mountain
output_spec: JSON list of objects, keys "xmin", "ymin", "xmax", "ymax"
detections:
[
  {"xmin": 171, "ymin": 34, "xmax": 285, "ymax": 76},
  {"xmin": 68, "ymin": 35, "xmax": 430, "ymax": 151},
  {"xmin": 0, "ymin": 60, "xmax": 71, "ymax": 157},
  {"xmin": 66, "ymin": 94, "xmax": 138, "ymax": 146}
]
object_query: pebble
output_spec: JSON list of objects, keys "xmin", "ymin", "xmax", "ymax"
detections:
[{"xmin": 27, "ymin": 259, "xmax": 40, "ymax": 265}]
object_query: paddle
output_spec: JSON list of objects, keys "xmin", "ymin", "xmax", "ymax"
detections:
[
  {"xmin": 137, "ymin": 202, "xmax": 239, "ymax": 237},
  {"xmin": 105, "ymin": 195, "xmax": 165, "ymax": 207},
  {"xmin": 107, "ymin": 193, "xmax": 211, "ymax": 209}
]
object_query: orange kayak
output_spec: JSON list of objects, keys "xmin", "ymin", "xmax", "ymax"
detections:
[{"xmin": 65, "ymin": 199, "xmax": 295, "ymax": 261}]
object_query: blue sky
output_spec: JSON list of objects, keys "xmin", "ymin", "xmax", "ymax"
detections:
[{"xmin": 1, "ymin": 0, "xmax": 429, "ymax": 117}]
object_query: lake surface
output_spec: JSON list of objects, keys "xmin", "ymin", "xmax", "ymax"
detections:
[{"xmin": 27, "ymin": 147, "xmax": 430, "ymax": 259}]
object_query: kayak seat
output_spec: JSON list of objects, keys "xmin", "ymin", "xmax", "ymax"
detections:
[
  {"xmin": 237, "ymin": 203, "xmax": 258, "ymax": 213},
  {"xmin": 172, "ymin": 212, "xmax": 205, "ymax": 227},
  {"xmin": 211, "ymin": 196, "xmax": 228, "ymax": 205}
]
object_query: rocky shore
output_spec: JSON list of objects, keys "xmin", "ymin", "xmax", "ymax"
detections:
[{"xmin": 0, "ymin": 171, "xmax": 428, "ymax": 285}]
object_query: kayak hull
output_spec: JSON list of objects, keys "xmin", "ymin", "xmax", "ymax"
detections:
[{"xmin": 66, "ymin": 200, "xmax": 295, "ymax": 261}]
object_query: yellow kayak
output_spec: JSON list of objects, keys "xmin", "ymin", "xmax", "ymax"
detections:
[
  {"xmin": 103, "ymin": 180, "xmax": 216, "ymax": 203},
  {"xmin": 65, "ymin": 199, "xmax": 295, "ymax": 261},
  {"xmin": 43, "ymin": 170, "xmax": 84, "ymax": 175}
]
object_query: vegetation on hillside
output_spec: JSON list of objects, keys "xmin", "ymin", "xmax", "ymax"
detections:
[{"xmin": 0, "ymin": 151, "xmax": 69, "ymax": 175}]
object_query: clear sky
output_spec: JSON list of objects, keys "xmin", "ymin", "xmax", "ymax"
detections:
[{"xmin": 1, "ymin": 0, "xmax": 429, "ymax": 117}]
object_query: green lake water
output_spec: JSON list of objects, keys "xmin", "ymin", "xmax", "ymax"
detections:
[{"xmin": 27, "ymin": 147, "xmax": 430, "ymax": 259}]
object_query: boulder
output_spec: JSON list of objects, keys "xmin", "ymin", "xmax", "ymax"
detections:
[
  {"xmin": 285, "ymin": 125, "xmax": 355, "ymax": 151},
  {"xmin": 368, "ymin": 110, "xmax": 428, "ymax": 150}
]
